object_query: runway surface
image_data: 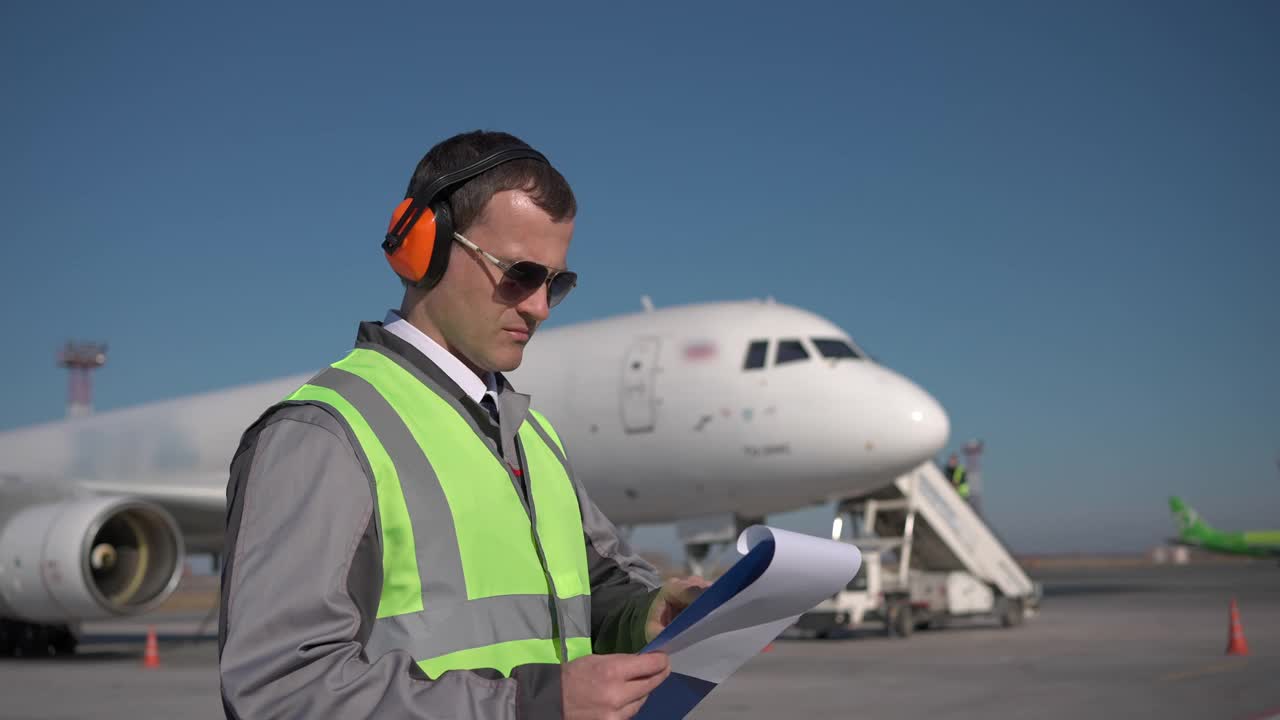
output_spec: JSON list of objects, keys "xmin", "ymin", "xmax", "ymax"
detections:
[{"xmin": 2, "ymin": 562, "xmax": 1277, "ymax": 719}]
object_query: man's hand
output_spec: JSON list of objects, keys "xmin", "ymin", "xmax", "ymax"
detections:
[
  {"xmin": 646, "ymin": 576, "xmax": 711, "ymax": 642},
  {"xmin": 562, "ymin": 652, "xmax": 671, "ymax": 720}
]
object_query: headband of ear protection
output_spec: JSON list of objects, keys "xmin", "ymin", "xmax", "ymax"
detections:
[{"xmin": 382, "ymin": 147, "xmax": 550, "ymax": 289}]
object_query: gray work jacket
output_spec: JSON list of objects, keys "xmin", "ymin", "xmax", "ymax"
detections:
[{"xmin": 218, "ymin": 321, "xmax": 661, "ymax": 719}]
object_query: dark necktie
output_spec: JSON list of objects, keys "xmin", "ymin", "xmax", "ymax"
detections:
[
  {"xmin": 479, "ymin": 394, "xmax": 504, "ymax": 459},
  {"xmin": 479, "ymin": 394, "xmax": 500, "ymax": 425}
]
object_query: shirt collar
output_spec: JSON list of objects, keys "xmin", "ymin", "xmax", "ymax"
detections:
[{"xmin": 382, "ymin": 310, "xmax": 498, "ymax": 403}]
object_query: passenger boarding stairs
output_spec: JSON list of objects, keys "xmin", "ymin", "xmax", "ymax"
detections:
[{"xmin": 841, "ymin": 462, "xmax": 1036, "ymax": 601}]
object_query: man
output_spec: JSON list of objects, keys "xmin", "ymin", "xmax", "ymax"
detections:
[
  {"xmin": 219, "ymin": 130, "xmax": 707, "ymax": 719},
  {"xmin": 944, "ymin": 453, "xmax": 969, "ymax": 500}
]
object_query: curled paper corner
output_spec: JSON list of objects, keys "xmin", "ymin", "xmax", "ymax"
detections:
[
  {"xmin": 736, "ymin": 524, "xmax": 774, "ymax": 555},
  {"xmin": 737, "ymin": 524, "xmax": 862, "ymax": 578}
]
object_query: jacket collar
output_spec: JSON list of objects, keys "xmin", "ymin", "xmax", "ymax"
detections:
[{"xmin": 353, "ymin": 321, "xmax": 532, "ymax": 439}]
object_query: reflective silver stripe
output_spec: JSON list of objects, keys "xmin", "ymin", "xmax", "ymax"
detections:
[
  {"xmin": 357, "ymin": 343, "xmax": 496, "ymax": 448},
  {"xmin": 365, "ymin": 594, "xmax": 592, "ymax": 660},
  {"xmin": 562, "ymin": 594, "xmax": 591, "ymax": 638},
  {"xmin": 519, "ymin": 412, "xmax": 583, "ymax": 662},
  {"xmin": 308, "ymin": 367, "xmax": 469, "ymax": 605},
  {"xmin": 524, "ymin": 413, "xmax": 570, "ymax": 470},
  {"xmin": 357, "ymin": 343, "xmax": 529, "ymax": 494}
]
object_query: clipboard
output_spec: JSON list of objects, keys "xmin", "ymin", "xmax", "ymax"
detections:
[{"xmin": 635, "ymin": 526, "xmax": 862, "ymax": 719}]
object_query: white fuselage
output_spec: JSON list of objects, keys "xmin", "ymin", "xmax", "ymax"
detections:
[{"xmin": 0, "ymin": 300, "xmax": 949, "ymax": 536}]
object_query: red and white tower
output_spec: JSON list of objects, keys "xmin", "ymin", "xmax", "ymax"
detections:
[{"xmin": 57, "ymin": 341, "xmax": 107, "ymax": 418}]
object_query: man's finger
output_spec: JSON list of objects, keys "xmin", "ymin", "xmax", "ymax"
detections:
[
  {"xmin": 615, "ymin": 651, "xmax": 670, "ymax": 680},
  {"xmin": 676, "ymin": 584, "xmax": 707, "ymax": 604},
  {"xmin": 616, "ymin": 658, "xmax": 672, "ymax": 706},
  {"xmin": 636, "ymin": 661, "xmax": 671, "ymax": 691},
  {"xmin": 617, "ymin": 670, "xmax": 670, "ymax": 720},
  {"xmin": 668, "ymin": 578, "xmax": 709, "ymax": 607},
  {"xmin": 618, "ymin": 695, "xmax": 648, "ymax": 719}
]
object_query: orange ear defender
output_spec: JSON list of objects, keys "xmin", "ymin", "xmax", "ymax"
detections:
[{"xmin": 382, "ymin": 147, "xmax": 550, "ymax": 289}]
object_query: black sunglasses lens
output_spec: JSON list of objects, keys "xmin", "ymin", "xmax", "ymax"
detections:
[
  {"xmin": 497, "ymin": 261, "xmax": 576, "ymax": 307},
  {"xmin": 504, "ymin": 261, "xmax": 550, "ymax": 292},
  {"xmin": 548, "ymin": 272, "xmax": 578, "ymax": 307}
]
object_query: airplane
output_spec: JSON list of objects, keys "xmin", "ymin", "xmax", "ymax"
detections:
[
  {"xmin": 1168, "ymin": 496, "xmax": 1280, "ymax": 558},
  {"xmin": 0, "ymin": 299, "xmax": 949, "ymax": 656}
]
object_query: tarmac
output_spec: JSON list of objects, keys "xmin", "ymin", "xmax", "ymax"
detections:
[{"xmin": 1, "ymin": 562, "xmax": 1278, "ymax": 719}]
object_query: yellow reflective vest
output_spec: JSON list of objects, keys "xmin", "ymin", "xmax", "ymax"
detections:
[{"xmin": 286, "ymin": 347, "xmax": 592, "ymax": 678}]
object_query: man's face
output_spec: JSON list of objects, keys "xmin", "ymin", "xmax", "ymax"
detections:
[{"xmin": 424, "ymin": 189, "xmax": 573, "ymax": 374}]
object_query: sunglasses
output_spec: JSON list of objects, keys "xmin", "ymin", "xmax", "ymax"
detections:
[{"xmin": 452, "ymin": 231, "xmax": 578, "ymax": 308}]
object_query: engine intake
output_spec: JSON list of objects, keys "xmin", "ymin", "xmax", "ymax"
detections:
[{"xmin": 0, "ymin": 497, "xmax": 184, "ymax": 623}]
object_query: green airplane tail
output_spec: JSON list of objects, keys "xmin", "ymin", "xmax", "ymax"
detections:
[{"xmin": 1169, "ymin": 496, "xmax": 1212, "ymax": 540}]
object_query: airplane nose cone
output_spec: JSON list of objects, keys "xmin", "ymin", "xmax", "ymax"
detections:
[
  {"xmin": 869, "ymin": 372, "xmax": 951, "ymax": 473},
  {"xmin": 803, "ymin": 362, "xmax": 952, "ymax": 481},
  {"xmin": 906, "ymin": 385, "xmax": 950, "ymax": 459}
]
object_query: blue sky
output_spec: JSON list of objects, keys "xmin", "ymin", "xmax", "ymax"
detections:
[{"xmin": 2, "ymin": 1, "xmax": 1277, "ymax": 553}]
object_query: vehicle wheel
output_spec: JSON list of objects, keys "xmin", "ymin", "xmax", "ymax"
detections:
[
  {"xmin": 893, "ymin": 604, "xmax": 914, "ymax": 639},
  {"xmin": 17, "ymin": 623, "xmax": 51, "ymax": 658},
  {"xmin": 0, "ymin": 619, "xmax": 17, "ymax": 656},
  {"xmin": 49, "ymin": 625, "xmax": 78, "ymax": 655},
  {"xmin": 1000, "ymin": 597, "xmax": 1024, "ymax": 628}
]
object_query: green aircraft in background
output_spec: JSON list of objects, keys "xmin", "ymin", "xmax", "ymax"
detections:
[{"xmin": 1169, "ymin": 496, "xmax": 1280, "ymax": 558}]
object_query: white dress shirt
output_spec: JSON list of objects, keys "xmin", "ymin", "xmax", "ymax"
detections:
[{"xmin": 382, "ymin": 310, "xmax": 501, "ymax": 421}]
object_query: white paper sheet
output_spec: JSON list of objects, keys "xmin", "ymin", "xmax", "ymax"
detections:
[{"xmin": 636, "ymin": 525, "xmax": 862, "ymax": 718}]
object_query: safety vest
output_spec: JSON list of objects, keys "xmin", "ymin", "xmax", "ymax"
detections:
[
  {"xmin": 952, "ymin": 466, "xmax": 970, "ymax": 499},
  {"xmin": 283, "ymin": 346, "xmax": 593, "ymax": 679}
]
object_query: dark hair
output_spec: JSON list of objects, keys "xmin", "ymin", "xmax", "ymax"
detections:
[{"xmin": 404, "ymin": 130, "xmax": 576, "ymax": 234}]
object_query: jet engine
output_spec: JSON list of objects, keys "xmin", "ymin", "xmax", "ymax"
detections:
[{"xmin": 0, "ymin": 497, "xmax": 184, "ymax": 623}]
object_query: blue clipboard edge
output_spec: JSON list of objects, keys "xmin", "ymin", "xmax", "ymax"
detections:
[{"xmin": 640, "ymin": 537, "xmax": 776, "ymax": 653}]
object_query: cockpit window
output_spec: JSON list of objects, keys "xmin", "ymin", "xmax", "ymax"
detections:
[
  {"xmin": 743, "ymin": 340, "xmax": 768, "ymax": 370},
  {"xmin": 775, "ymin": 339, "xmax": 809, "ymax": 365},
  {"xmin": 812, "ymin": 338, "xmax": 862, "ymax": 360}
]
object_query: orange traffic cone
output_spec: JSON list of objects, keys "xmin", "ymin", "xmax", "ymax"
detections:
[
  {"xmin": 143, "ymin": 625, "xmax": 161, "ymax": 668},
  {"xmin": 1226, "ymin": 599, "xmax": 1249, "ymax": 656}
]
